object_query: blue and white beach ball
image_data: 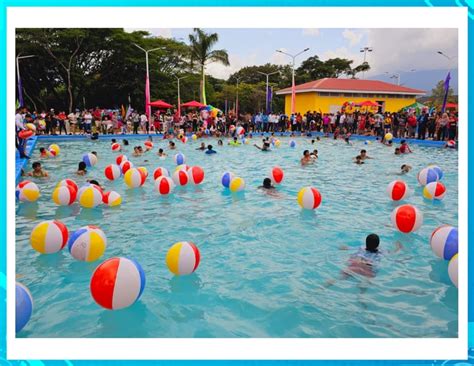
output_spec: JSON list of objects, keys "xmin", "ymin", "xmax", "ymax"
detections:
[
  {"xmin": 174, "ymin": 152, "xmax": 186, "ymax": 165},
  {"xmin": 83, "ymin": 153, "xmax": 98, "ymax": 167},
  {"xmin": 221, "ymin": 171, "xmax": 235, "ymax": 188},
  {"xmin": 417, "ymin": 166, "xmax": 440, "ymax": 186},
  {"xmin": 289, "ymin": 140, "xmax": 296, "ymax": 148},
  {"xmin": 16, "ymin": 282, "xmax": 33, "ymax": 333},
  {"xmin": 68, "ymin": 225, "xmax": 107, "ymax": 262},
  {"xmin": 430, "ymin": 225, "xmax": 458, "ymax": 261}
]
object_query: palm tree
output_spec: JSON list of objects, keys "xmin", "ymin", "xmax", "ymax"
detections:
[{"xmin": 188, "ymin": 28, "xmax": 229, "ymax": 105}]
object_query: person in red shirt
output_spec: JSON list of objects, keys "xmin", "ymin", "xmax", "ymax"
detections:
[{"xmin": 399, "ymin": 140, "xmax": 412, "ymax": 154}]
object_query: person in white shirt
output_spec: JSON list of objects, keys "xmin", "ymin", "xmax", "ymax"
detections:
[
  {"xmin": 15, "ymin": 109, "xmax": 25, "ymax": 131},
  {"xmin": 140, "ymin": 113, "xmax": 148, "ymax": 134},
  {"xmin": 68, "ymin": 110, "xmax": 79, "ymax": 134}
]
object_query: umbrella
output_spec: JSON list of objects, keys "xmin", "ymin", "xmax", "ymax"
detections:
[
  {"xmin": 360, "ymin": 100, "xmax": 378, "ymax": 107},
  {"xmin": 148, "ymin": 100, "xmax": 173, "ymax": 109},
  {"xmin": 445, "ymin": 103, "xmax": 458, "ymax": 109},
  {"xmin": 402, "ymin": 102, "xmax": 427, "ymax": 112},
  {"xmin": 181, "ymin": 100, "xmax": 205, "ymax": 108}
]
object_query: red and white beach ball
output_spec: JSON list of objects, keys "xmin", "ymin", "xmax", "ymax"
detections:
[
  {"xmin": 187, "ymin": 166, "xmax": 205, "ymax": 185},
  {"xmin": 116, "ymin": 154, "xmax": 128, "ymax": 165},
  {"xmin": 297, "ymin": 187, "xmax": 322, "ymax": 210},
  {"xmin": 155, "ymin": 176, "xmax": 175, "ymax": 195},
  {"xmin": 386, "ymin": 180, "xmax": 409, "ymax": 201},
  {"xmin": 166, "ymin": 241, "xmax": 200, "ymax": 275},
  {"xmin": 144, "ymin": 141, "xmax": 153, "ymax": 149},
  {"xmin": 391, "ymin": 204, "xmax": 423, "ymax": 233},
  {"xmin": 120, "ymin": 160, "xmax": 133, "ymax": 174},
  {"xmin": 90, "ymin": 257, "xmax": 146, "ymax": 310},
  {"xmin": 57, "ymin": 179, "xmax": 78, "ymax": 193},
  {"xmin": 153, "ymin": 167, "xmax": 170, "ymax": 180},
  {"xmin": 103, "ymin": 191, "xmax": 122, "ymax": 207},
  {"xmin": 124, "ymin": 168, "xmax": 146, "ymax": 188},
  {"xmin": 447, "ymin": 140, "xmax": 456, "ymax": 148},
  {"xmin": 181, "ymin": 136, "xmax": 188, "ymax": 144},
  {"xmin": 236, "ymin": 126, "xmax": 245, "ymax": 135},
  {"xmin": 104, "ymin": 164, "xmax": 122, "ymax": 181},
  {"xmin": 172, "ymin": 170, "xmax": 189, "ymax": 186},
  {"xmin": 111, "ymin": 143, "xmax": 121, "ymax": 152},
  {"xmin": 52, "ymin": 185, "xmax": 77, "ymax": 206},
  {"xmin": 30, "ymin": 220, "xmax": 69, "ymax": 254},
  {"xmin": 423, "ymin": 181, "xmax": 446, "ymax": 200},
  {"xmin": 448, "ymin": 254, "xmax": 458, "ymax": 288},
  {"xmin": 270, "ymin": 166, "xmax": 284, "ymax": 185},
  {"xmin": 16, "ymin": 181, "xmax": 40, "ymax": 202}
]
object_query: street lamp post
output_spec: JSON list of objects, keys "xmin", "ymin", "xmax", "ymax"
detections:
[
  {"xmin": 235, "ymin": 76, "xmax": 244, "ymax": 122},
  {"xmin": 384, "ymin": 69, "xmax": 416, "ymax": 86},
  {"xmin": 16, "ymin": 54, "xmax": 35, "ymax": 107},
  {"xmin": 359, "ymin": 47, "xmax": 373, "ymax": 79},
  {"xmin": 437, "ymin": 51, "xmax": 457, "ymax": 113},
  {"xmin": 133, "ymin": 44, "xmax": 163, "ymax": 119},
  {"xmin": 276, "ymin": 48, "xmax": 309, "ymax": 115},
  {"xmin": 173, "ymin": 74, "xmax": 189, "ymax": 118},
  {"xmin": 257, "ymin": 71, "xmax": 279, "ymax": 114}
]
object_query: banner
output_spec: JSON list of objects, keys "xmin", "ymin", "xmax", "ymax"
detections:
[{"xmin": 441, "ymin": 71, "xmax": 451, "ymax": 113}]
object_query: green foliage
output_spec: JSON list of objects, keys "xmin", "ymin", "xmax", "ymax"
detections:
[{"xmin": 427, "ymin": 79, "xmax": 455, "ymax": 108}]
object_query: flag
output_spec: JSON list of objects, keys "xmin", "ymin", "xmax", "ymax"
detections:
[
  {"xmin": 441, "ymin": 72, "xmax": 451, "ymax": 113},
  {"xmin": 224, "ymin": 99, "xmax": 228, "ymax": 115},
  {"xmin": 266, "ymin": 86, "xmax": 273, "ymax": 114},
  {"xmin": 16, "ymin": 99, "xmax": 20, "ymax": 109},
  {"xmin": 145, "ymin": 75, "xmax": 151, "ymax": 119},
  {"xmin": 121, "ymin": 104, "xmax": 126, "ymax": 119},
  {"xmin": 125, "ymin": 95, "xmax": 132, "ymax": 120},
  {"xmin": 291, "ymin": 79, "xmax": 296, "ymax": 115}
]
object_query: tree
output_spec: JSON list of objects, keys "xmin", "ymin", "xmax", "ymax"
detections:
[
  {"xmin": 428, "ymin": 79, "xmax": 455, "ymax": 109},
  {"xmin": 188, "ymin": 28, "xmax": 229, "ymax": 105},
  {"xmin": 296, "ymin": 55, "xmax": 371, "ymax": 82}
]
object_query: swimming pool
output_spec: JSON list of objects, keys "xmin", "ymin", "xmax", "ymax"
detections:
[{"xmin": 15, "ymin": 135, "xmax": 458, "ymax": 338}]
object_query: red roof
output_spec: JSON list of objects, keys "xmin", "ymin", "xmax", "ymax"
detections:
[{"xmin": 276, "ymin": 78, "xmax": 425, "ymax": 95}]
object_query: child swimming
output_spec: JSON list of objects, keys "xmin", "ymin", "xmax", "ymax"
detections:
[
  {"xmin": 394, "ymin": 147, "xmax": 401, "ymax": 155},
  {"xmin": 359, "ymin": 149, "xmax": 372, "ymax": 160},
  {"xmin": 301, "ymin": 150, "xmax": 313, "ymax": 165},
  {"xmin": 39, "ymin": 147, "xmax": 49, "ymax": 158},
  {"xmin": 218, "ymin": 139, "xmax": 223, "ymax": 146},
  {"xmin": 399, "ymin": 140, "xmax": 412, "ymax": 154},
  {"xmin": 254, "ymin": 142, "xmax": 271, "ymax": 151},
  {"xmin": 310, "ymin": 149, "xmax": 318, "ymax": 159},
  {"xmin": 27, "ymin": 162, "xmax": 49, "ymax": 178},
  {"xmin": 354, "ymin": 155, "xmax": 364, "ymax": 165},
  {"xmin": 196, "ymin": 142, "xmax": 206, "ymax": 151},
  {"xmin": 157, "ymin": 148, "xmax": 167, "ymax": 157},
  {"xmin": 169, "ymin": 141, "xmax": 176, "ymax": 150},
  {"xmin": 400, "ymin": 164, "xmax": 412, "ymax": 174},
  {"xmin": 76, "ymin": 161, "xmax": 87, "ymax": 176},
  {"xmin": 205, "ymin": 145, "xmax": 217, "ymax": 154},
  {"xmin": 258, "ymin": 178, "xmax": 275, "ymax": 190}
]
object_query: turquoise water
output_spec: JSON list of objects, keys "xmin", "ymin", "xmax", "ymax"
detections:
[{"xmin": 16, "ymin": 136, "xmax": 458, "ymax": 338}]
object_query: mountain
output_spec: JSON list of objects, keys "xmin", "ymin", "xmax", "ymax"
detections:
[{"xmin": 368, "ymin": 69, "xmax": 458, "ymax": 96}]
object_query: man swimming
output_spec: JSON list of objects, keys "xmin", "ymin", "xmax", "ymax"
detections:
[
  {"xmin": 301, "ymin": 150, "xmax": 313, "ymax": 165},
  {"xmin": 27, "ymin": 161, "xmax": 49, "ymax": 178}
]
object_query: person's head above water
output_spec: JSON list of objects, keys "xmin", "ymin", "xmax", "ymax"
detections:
[
  {"xmin": 263, "ymin": 178, "xmax": 273, "ymax": 188},
  {"xmin": 78, "ymin": 161, "xmax": 86, "ymax": 170},
  {"xmin": 360, "ymin": 149, "xmax": 367, "ymax": 156},
  {"xmin": 366, "ymin": 233, "xmax": 380, "ymax": 253},
  {"xmin": 207, "ymin": 145, "xmax": 213, "ymax": 150},
  {"xmin": 123, "ymin": 139, "xmax": 129, "ymax": 145},
  {"xmin": 233, "ymin": 137, "xmax": 238, "ymax": 141},
  {"xmin": 303, "ymin": 150, "xmax": 310, "ymax": 157},
  {"xmin": 158, "ymin": 148, "xmax": 163, "ymax": 153}
]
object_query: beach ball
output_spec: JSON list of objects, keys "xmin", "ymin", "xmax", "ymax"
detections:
[
  {"xmin": 181, "ymin": 136, "xmax": 188, "ymax": 144},
  {"xmin": 16, "ymin": 181, "xmax": 40, "ymax": 202},
  {"xmin": 153, "ymin": 167, "xmax": 170, "ymax": 180},
  {"xmin": 104, "ymin": 164, "xmax": 122, "ymax": 181},
  {"xmin": 166, "ymin": 241, "xmax": 200, "ymax": 275},
  {"xmin": 188, "ymin": 166, "xmax": 205, "ymax": 185},
  {"xmin": 192, "ymin": 134, "xmax": 197, "ymax": 140},
  {"xmin": 48, "ymin": 144, "xmax": 60, "ymax": 156},
  {"xmin": 172, "ymin": 170, "xmax": 189, "ymax": 186},
  {"xmin": 78, "ymin": 185, "xmax": 103, "ymax": 208},
  {"xmin": 175, "ymin": 164, "xmax": 190, "ymax": 173},
  {"xmin": 448, "ymin": 254, "xmax": 458, "ymax": 288},
  {"xmin": 430, "ymin": 225, "xmax": 458, "ymax": 260},
  {"xmin": 386, "ymin": 180, "xmax": 409, "ymax": 201},
  {"xmin": 221, "ymin": 172, "xmax": 235, "ymax": 188},
  {"xmin": 52, "ymin": 185, "xmax": 77, "ymax": 206},
  {"xmin": 26, "ymin": 123, "xmax": 36, "ymax": 132},
  {"xmin": 289, "ymin": 140, "xmax": 296, "ymax": 148},
  {"xmin": 39, "ymin": 120, "xmax": 46, "ymax": 128},
  {"xmin": 83, "ymin": 153, "xmax": 98, "ymax": 167},
  {"xmin": 236, "ymin": 126, "xmax": 245, "ymax": 135},
  {"xmin": 155, "ymin": 176, "xmax": 174, "ymax": 195},
  {"xmin": 270, "ymin": 166, "xmax": 284, "ymax": 185},
  {"xmin": 116, "ymin": 154, "xmax": 128, "ymax": 165},
  {"xmin": 423, "ymin": 181, "xmax": 446, "ymax": 200},
  {"xmin": 384, "ymin": 133, "xmax": 393, "ymax": 141},
  {"xmin": 30, "ymin": 220, "xmax": 69, "ymax": 254},
  {"xmin": 391, "ymin": 204, "xmax": 423, "ymax": 233},
  {"xmin": 124, "ymin": 168, "xmax": 146, "ymax": 188},
  {"xmin": 297, "ymin": 187, "xmax": 322, "ymax": 210},
  {"xmin": 447, "ymin": 140, "xmax": 456, "ymax": 148},
  {"xmin": 16, "ymin": 282, "xmax": 33, "ymax": 333},
  {"xmin": 229, "ymin": 177, "xmax": 245, "ymax": 192},
  {"xmin": 274, "ymin": 139, "xmax": 281, "ymax": 148},
  {"xmin": 90, "ymin": 257, "xmax": 145, "ymax": 310},
  {"xmin": 111, "ymin": 143, "xmax": 121, "ymax": 152},
  {"xmin": 174, "ymin": 152, "xmax": 186, "ymax": 165},
  {"xmin": 57, "ymin": 178, "xmax": 78, "ymax": 193},
  {"xmin": 103, "ymin": 191, "xmax": 122, "ymax": 207},
  {"xmin": 120, "ymin": 160, "xmax": 133, "ymax": 174},
  {"xmin": 428, "ymin": 165, "xmax": 444, "ymax": 180},
  {"xmin": 137, "ymin": 166, "xmax": 148, "ymax": 178},
  {"xmin": 144, "ymin": 141, "xmax": 153, "ymax": 149},
  {"xmin": 417, "ymin": 167, "xmax": 440, "ymax": 185},
  {"xmin": 68, "ymin": 225, "xmax": 107, "ymax": 262}
]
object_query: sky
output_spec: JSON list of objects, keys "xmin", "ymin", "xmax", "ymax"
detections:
[{"xmin": 125, "ymin": 28, "xmax": 458, "ymax": 83}]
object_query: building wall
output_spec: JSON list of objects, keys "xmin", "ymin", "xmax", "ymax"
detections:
[{"xmin": 283, "ymin": 92, "xmax": 417, "ymax": 115}]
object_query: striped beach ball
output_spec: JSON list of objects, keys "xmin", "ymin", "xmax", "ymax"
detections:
[
  {"xmin": 289, "ymin": 140, "xmax": 296, "ymax": 148},
  {"xmin": 187, "ymin": 166, "xmax": 205, "ymax": 185},
  {"xmin": 428, "ymin": 165, "xmax": 444, "ymax": 180},
  {"xmin": 153, "ymin": 167, "xmax": 170, "ymax": 180},
  {"xmin": 57, "ymin": 178, "xmax": 78, "ymax": 193},
  {"xmin": 236, "ymin": 126, "xmax": 245, "ymax": 135},
  {"xmin": 111, "ymin": 143, "xmax": 121, "ymax": 152},
  {"xmin": 48, "ymin": 144, "xmax": 60, "ymax": 156},
  {"xmin": 52, "ymin": 185, "xmax": 77, "ymax": 206},
  {"xmin": 83, "ymin": 153, "xmax": 98, "ymax": 167},
  {"xmin": 90, "ymin": 257, "xmax": 146, "ymax": 310},
  {"xmin": 448, "ymin": 254, "xmax": 458, "ymax": 288},
  {"xmin": 423, "ymin": 181, "xmax": 446, "ymax": 200},
  {"xmin": 174, "ymin": 152, "xmax": 186, "ymax": 165},
  {"xmin": 166, "ymin": 241, "xmax": 201, "ymax": 275},
  {"xmin": 155, "ymin": 176, "xmax": 174, "ymax": 195},
  {"xmin": 78, "ymin": 185, "xmax": 103, "ymax": 208},
  {"xmin": 104, "ymin": 164, "xmax": 122, "ymax": 181},
  {"xmin": 175, "ymin": 164, "xmax": 190, "ymax": 173},
  {"xmin": 391, "ymin": 204, "xmax": 423, "ymax": 233},
  {"xmin": 137, "ymin": 166, "xmax": 148, "ymax": 178},
  {"xmin": 144, "ymin": 141, "xmax": 153, "ymax": 149},
  {"xmin": 297, "ymin": 187, "xmax": 322, "ymax": 210},
  {"xmin": 417, "ymin": 167, "xmax": 440, "ymax": 186},
  {"xmin": 229, "ymin": 177, "xmax": 245, "ymax": 192},
  {"xmin": 120, "ymin": 160, "xmax": 133, "ymax": 174},
  {"xmin": 103, "ymin": 191, "xmax": 122, "ymax": 207},
  {"xmin": 386, "ymin": 180, "xmax": 409, "ymax": 201},
  {"xmin": 116, "ymin": 154, "xmax": 128, "ymax": 165},
  {"xmin": 221, "ymin": 172, "xmax": 235, "ymax": 188},
  {"xmin": 172, "ymin": 170, "xmax": 189, "ymax": 186},
  {"xmin": 430, "ymin": 225, "xmax": 458, "ymax": 260},
  {"xmin": 16, "ymin": 181, "xmax": 40, "ymax": 202},
  {"xmin": 30, "ymin": 220, "xmax": 69, "ymax": 254},
  {"xmin": 124, "ymin": 168, "xmax": 146, "ymax": 188},
  {"xmin": 16, "ymin": 282, "xmax": 33, "ymax": 333},
  {"xmin": 270, "ymin": 166, "xmax": 284, "ymax": 185},
  {"xmin": 68, "ymin": 225, "xmax": 107, "ymax": 262}
]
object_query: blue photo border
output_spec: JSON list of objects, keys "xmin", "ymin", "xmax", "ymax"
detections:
[{"xmin": 1, "ymin": 1, "xmax": 472, "ymax": 364}]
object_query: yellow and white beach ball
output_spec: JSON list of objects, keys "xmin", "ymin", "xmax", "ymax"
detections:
[
  {"xmin": 48, "ymin": 144, "xmax": 60, "ymax": 156},
  {"xmin": 229, "ymin": 177, "xmax": 245, "ymax": 192},
  {"xmin": 26, "ymin": 123, "xmax": 36, "ymax": 132},
  {"xmin": 166, "ymin": 241, "xmax": 200, "ymax": 275},
  {"xmin": 78, "ymin": 185, "xmax": 103, "ymax": 208},
  {"xmin": 30, "ymin": 220, "xmax": 69, "ymax": 254},
  {"xmin": 103, "ymin": 191, "xmax": 122, "ymax": 207},
  {"xmin": 124, "ymin": 168, "xmax": 146, "ymax": 188},
  {"xmin": 297, "ymin": 187, "xmax": 322, "ymax": 210},
  {"xmin": 52, "ymin": 185, "xmax": 77, "ymax": 206},
  {"xmin": 16, "ymin": 181, "xmax": 40, "ymax": 202},
  {"xmin": 137, "ymin": 166, "xmax": 148, "ymax": 179},
  {"xmin": 384, "ymin": 133, "xmax": 393, "ymax": 141},
  {"xmin": 68, "ymin": 225, "xmax": 107, "ymax": 262}
]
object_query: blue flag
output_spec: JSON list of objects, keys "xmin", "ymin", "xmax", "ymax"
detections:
[
  {"xmin": 441, "ymin": 72, "xmax": 451, "ymax": 113},
  {"xmin": 266, "ymin": 86, "xmax": 273, "ymax": 114}
]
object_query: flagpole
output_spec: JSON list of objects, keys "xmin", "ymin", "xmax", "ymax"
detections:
[{"xmin": 257, "ymin": 71, "xmax": 279, "ymax": 114}]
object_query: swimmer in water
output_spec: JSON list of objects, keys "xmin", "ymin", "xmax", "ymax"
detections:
[
  {"xmin": 205, "ymin": 145, "xmax": 217, "ymax": 154},
  {"xmin": 310, "ymin": 149, "xmax": 318, "ymax": 159},
  {"xmin": 254, "ymin": 142, "xmax": 271, "ymax": 151},
  {"xmin": 111, "ymin": 139, "xmax": 117, "ymax": 144},
  {"xmin": 359, "ymin": 149, "xmax": 372, "ymax": 160},
  {"xmin": 400, "ymin": 164, "xmax": 412, "ymax": 174},
  {"xmin": 39, "ymin": 147, "xmax": 49, "ymax": 158},
  {"xmin": 399, "ymin": 140, "xmax": 412, "ymax": 154},
  {"xmin": 196, "ymin": 142, "xmax": 206, "ymax": 151},
  {"xmin": 87, "ymin": 179, "xmax": 105, "ymax": 190},
  {"xmin": 218, "ymin": 139, "xmax": 223, "ymax": 146},
  {"xmin": 344, "ymin": 137, "xmax": 352, "ymax": 145},
  {"xmin": 132, "ymin": 146, "xmax": 141, "ymax": 157},
  {"xmin": 122, "ymin": 139, "xmax": 129, "ymax": 146},
  {"xmin": 354, "ymin": 155, "xmax": 364, "ymax": 165},
  {"xmin": 76, "ymin": 161, "xmax": 87, "ymax": 176},
  {"xmin": 301, "ymin": 150, "xmax": 313, "ymax": 165},
  {"xmin": 169, "ymin": 141, "xmax": 176, "ymax": 150},
  {"xmin": 394, "ymin": 147, "xmax": 401, "ymax": 155},
  {"xmin": 91, "ymin": 151, "xmax": 97, "ymax": 157},
  {"xmin": 157, "ymin": 148, "xmax": 167, "ymax": 157},
  {"xmin": 311, "ymin": 139, "xmax": 315, "ymax": 144},
  {"xmin": 258, "ymin": 178, "xmax": 275, "ymax": 190},
  {"xmin": 27, "ymin": 161, "xmax": 49, "ymax": 178},
  {"xmin": 228, "ymin": 137, "xmax": 241, "ymax": 146}
]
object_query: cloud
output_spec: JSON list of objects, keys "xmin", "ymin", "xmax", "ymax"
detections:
[
  {"xmin": 342, "ymin": 29, "xmax": 363, "ymax": 47},
  {"xmin": 269, "ymin": 48, "xmax": 292, "ymax": 66},
  {"xmin": 124, "ymin": 28, "xmax": 173, "ymax": 38},
  {"xmin": 206, "ymin": 53, "xmax": 258, "ymax": 80},
  {"xmin": 302, "ymin": 28, "xmax": 320, "ymax": 37}
]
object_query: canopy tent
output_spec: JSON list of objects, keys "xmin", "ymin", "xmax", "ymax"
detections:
[
  {"xmin": 181, "ymin": 100, "xmax": 205, "ymax": 108},
  {"xmin": 401, "ymin": 101, "xmax": 427, "ymax": 112},
  {"xmin": 148, "ymin": 100, "xmax": 173, "ymax": 109},
  {"xmin": 445, "ymin": 102, "xmax": 458, "ymax": 110},
  {"xmin": 359, "ymin": 100, "xmax": 379, "ymax": 107}
]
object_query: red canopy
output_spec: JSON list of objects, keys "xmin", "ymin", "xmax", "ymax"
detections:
[
  {"xmin": 149, "ymin": 100, "xmax": 173, "ymax": 109},
  {"xmin": 181, "ymin": 100, "xmax": 205, "ymax": 108},
  {"xmin": 445, "ymin": 103, "xmax": 458, "ymax": 109},
  {"xmin": 360, "ymin": 100, "xmax": 379, "ymax": 107}
]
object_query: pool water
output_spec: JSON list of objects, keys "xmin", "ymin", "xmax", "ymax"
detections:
[{"xmin": 16, "ymin": 136, "xmax": 458, "ymax": 338}]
